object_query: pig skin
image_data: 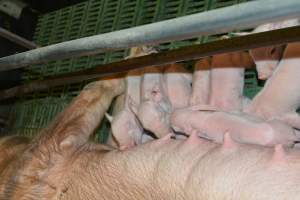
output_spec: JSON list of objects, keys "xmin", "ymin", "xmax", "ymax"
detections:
[
  {"xmin": 107, "ymin": 109, "xmax": 143, "ymax": 150},
  {"xmin": 245, "ymin": 18, "xmax": 299, "ymax": 80},
  {"xmin": 70, "ymin": 135, "xmax": 300, "ymax": 200},
  {"xmin": 2, "ymin": 116, "xmax": 300, "ymax": 199},
  {"xmin": 249, "ymin": 45, "xmax": 285, "ymax": 80},
  {"xmin": 0, "ymin": 136, "xmax": 29, "ymax": 173},
  {"xmin": 106, "ymin": 94, "xmax": 125, "ymax": 148},
  {"xmin": 190, "ymin": 58, "xmax": 211, "ymax": 106},
  {"xmin": 0, "ymin": 77, "xmax": 124, "ymax": 199},
  {"xmin": 247, "ymin": 42, "xmax": 300, "ymax": 129},
  {"xmin": 164, "ymin": 63, "xmax": 192, "ymax": 109},
  {"xmin": 171, "ymin": 107, "xmax": 298, "ymax": 147},
  {"xmin": 190, "ymin": 56, "xmax": 252, "ymax": 110},
  {"xmin": 210, "ymin": 52, "xmax": 245, "ymax": 112},
  {"xmin": 108, "ymin": 70, "xmax": 144, "ymax": 149},
  {"xmin": 107, "ymin": 46, "xmax": 157, "ymax": 149},
  {"xmin": 138, "ymin": 66, "xmax": 173, "ymax": 138},
  {"xmin": 1, "ymin": 77, "xmax": 300, "ymax": 200}
]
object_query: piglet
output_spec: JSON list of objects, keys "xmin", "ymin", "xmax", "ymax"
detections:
[
  {"xmin": 109, "ymin": 69, "xmax": 144, "ymax": 149},
  {"xmin": 4, "ymin": 74, "xmax": 300, "ymax": 199},
  {"xmin": 136, "ymin": 65, "xmax": 173, "ymax": 138},
  {"xmin": 164, "ymin": 63, "xmax": 192, "ymax": 109},
  {"xmin": 210, "ymin": 52, "xmax": 247, "ymax": 112},
  {"xmin": 190, "ymin": 58, "xmax": 211, "ymax": 106},
  {"xmin": 246, "ymin": 42, "xmax": 300, "ymax": 130},
  {"xmin": 236, "ymin": 18, "xmax": 299, "ymax": 80},
  {"xmin": 171, "ymin": 107, "xmax": 298, "ymax": 147},
  {"xmin": 106, "ymin": 46, "xmax": 156, "ymax": 149}
]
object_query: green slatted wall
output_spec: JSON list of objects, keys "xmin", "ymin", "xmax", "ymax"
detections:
[{"xmin": 9, "ymin": 0, "xmax": 260, "ymax": 142}]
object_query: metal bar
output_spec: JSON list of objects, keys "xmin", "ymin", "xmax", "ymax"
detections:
[
  {"xmin": 1, "ymin": 26, "xmax": 300, "ymax": 100},
  {"xmin": 0, "ymin": 0, "xmax": 300, "ymax": 71},
  {"xmin": 0, "ymin": 27, "xmax": 39, "ymax": 49}
]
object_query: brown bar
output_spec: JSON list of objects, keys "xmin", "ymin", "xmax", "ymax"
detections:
[{"xmin": 1, "ymin": 26, "xmax": 300, "ymax": 100}]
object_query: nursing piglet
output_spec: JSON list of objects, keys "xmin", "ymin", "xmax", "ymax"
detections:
[
  {"xmin": 164, "ymin": 63, "xmax": 192, "ymax": 109},
  {"xmin": 246, "ymin": 42, "xmax": 300, "ymax": 129},
  {"xmin": 210, "ymin": 52, "xmax": 247, "ymax": 112},
  {"xmin": 137, "ymin": 66, "xmax": 173, "ymax": 138},
  {"xmin": 171, "ymin": 107, "xmax": 297, "ymax": 147},
  {"xmin": 189, "ymin": 58, "xmax": 211, "ymax": 106},
  {"xmin": 238, "ymin": 18, "xmax": 299, "ymax": 80},
  {"xmin": 106, "ymin": 46, "xmax": 156, "ymax": 149}
]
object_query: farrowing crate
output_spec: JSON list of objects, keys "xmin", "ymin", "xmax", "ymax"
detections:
[{"xmin": 10, "ymin": 0, "xmax": 260, "ymax": 143}]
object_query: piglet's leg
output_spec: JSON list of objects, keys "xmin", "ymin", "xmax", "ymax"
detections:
[
  {"xmin": 278, "ymin": 112, "xmax": 300, "ymax": 130},
  {"xmin": 250, "ymin": 18, "xmax": 299, "ymax": 80},
  {"xmin": 247, "ymin": 42, "xmax": 300, "ymax": 119},
  {"xmin": 190, "ymin": 58, "xmax": 211, "ymax": 106},
  {"xmin": 210, "ymin": 53, "xmax": 245, "ymax": 112},
  {"xmin": 164, "ymin": 63, "xmax": 192, "ymax": 109},
  {"xmin": 250, "ymin": 46, "xmax": 284, "ymax": 80}
]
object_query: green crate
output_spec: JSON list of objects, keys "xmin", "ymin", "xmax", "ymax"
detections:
[
  {"xmin": 11, "ymin": 0, "xmax": 260, "ymax": 142},
  {"xmin": 10, "ymin": 96, "xmax": 71, "ymax": 137},
  {"xmin": 244, "ymin": 70, "xmax": 262, "ymax": 99}
]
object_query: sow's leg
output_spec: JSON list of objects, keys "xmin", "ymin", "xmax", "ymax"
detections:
[{"xmin": 0, "ymin": 77, "xmax": 125, "ymax": 199}]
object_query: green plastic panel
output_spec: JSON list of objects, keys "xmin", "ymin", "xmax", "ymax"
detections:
[
  {"xmin": 10, "ymin": 96, "xmax": 71, "ymax": 137},
  {"xmin": 11, "ymin": 0, "xmax": 261, "ymax": 142}
]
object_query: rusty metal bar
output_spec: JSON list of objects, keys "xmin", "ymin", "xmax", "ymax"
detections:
[{"xmin": 1, "ymin": 26, "xmax": 300, "ymax": 100}]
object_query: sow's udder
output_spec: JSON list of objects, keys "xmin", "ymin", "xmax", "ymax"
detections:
[{"xmin": 110, "ymin": 134, "xmax": 300, "ymax": 200}]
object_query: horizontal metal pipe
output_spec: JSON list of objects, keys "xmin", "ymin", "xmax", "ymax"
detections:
[
  {"xmin": 0, "ymin": 27, "xmax": 38, "ymax": 49},
  {"xmin": 1, "ymin": 0, "xmax": 300, "ymax": 71},
  {"xmin": 1, "ymin": 26, "xmax": 300, "ymax": 100}
]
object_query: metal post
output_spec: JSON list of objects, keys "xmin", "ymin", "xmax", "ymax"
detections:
[{"xmin": 0, "ymin": 0, "xmax": 300, "ymax": 71}]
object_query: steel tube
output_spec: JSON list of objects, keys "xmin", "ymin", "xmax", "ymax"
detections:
[
  {"xmin": 1, "ymin": 26, "xmax": 300, "ymax": 100},
  {"xmin": 0, "ymin": 0, "xmax": 300, "ymax": 71},
  {"xmin": 0, "ymin": 27, "xmax": 38, "ymax": 49}
]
